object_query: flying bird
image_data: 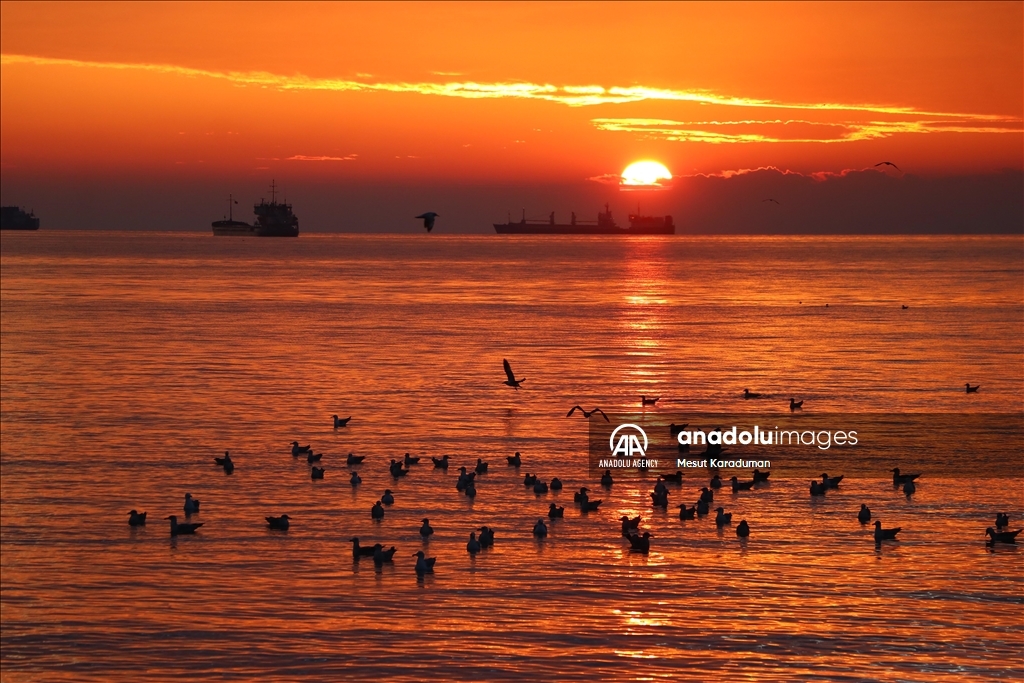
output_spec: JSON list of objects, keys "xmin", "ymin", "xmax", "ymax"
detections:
[
  {"xmin": 415, "ymin": 212, "xmax": 439, "ymax": 232},
  {"xmin": 502, "ymin": 358, "xmax": 525, "ymax": 390},
  {"xmin": 874, "ymin": 161, "xmax": 901, "ymax": 172},
  {"xmin": 762, "ymin": 198, "xmax": 780, "ymax": 205},
  {"xmin": 566, "ymin": 405, "xmax": 609, "ymax": 421}
]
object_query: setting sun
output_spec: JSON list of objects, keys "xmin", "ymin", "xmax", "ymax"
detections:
[{"xmin": 621, "ymin": 161, "xmax": 672, "ymax": 187}]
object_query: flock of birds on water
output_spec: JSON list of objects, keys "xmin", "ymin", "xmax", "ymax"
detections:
[{"xmin": 126, "ymin": 359, "xmax": 1017, "ymax": 575}]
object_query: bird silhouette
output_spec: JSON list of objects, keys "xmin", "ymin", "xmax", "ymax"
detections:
[
  {"xmin": 311, "ymin": 466, "xmax": 325, "ymax": 480},
  {"xmin": 266, "ymin": 514, "xmax": 290, "ymax": 531},
  {"xmin": 986, "ymin": 527, "xmax": 1022, "ymax": 544},
  {"xmin": 507, "ymin": 452, "xmax": 522, "ymax": 467},
  {"xmin": 678, "ymin": 504, "xmax": 696, "ymax": 520},
  {"xmin": 503, "ymin": 359, "xmax": 525, "ymax": 390},
  {"xmin": 891, "ymin": 468, "xmax": 921, "ymax": 485},
  {"xmin": 415, "ymin": 212, "xmax": 439, "ymax": 232},
  {"xmin": 413, "ymin": 550, "xmax": 436, "ymax": 575},
  {"xmin": 627, "ymin": 531, "xmax": 652, "ymax": 553},
  {"xmin": 373, "ymin": 544, "xmax": 398, "ymax": 564},
  {"xmin": 350, "ymin": 537, "xmax": 376, "ymax": 558},
  {"xmin": 291, "ymin": 442, "xmax": 311, "ymax": 457},
  {"xmin": 432, "ymin": 455, "xmax": 450, "ymax": 469},
  {"xmin": 736, "ymin": 520, "xmax": 750, "ymax": 537},
  {"xmin": 965, "ymin": 383, "xmax": 980, "ymax": 393},
  {"xmin": 183, "ymin": 493, "xmax": 200, "ymax": 515},
  {"xmin": 874, "ymin": 520, "xmax": 901, "ymax": 541},
  {"xmin": 533, "ymin": 519, "xmax": 548, "ymax": 537},
  {"xmin": 128, "ymin": 510, "xmax": 147, "ymax": 526},
  {"xmin": 349, "ymin": 471, "xmax": 360, "ymax": 485},
  {"xmin": 640, "ymin": 395, "xmax": 660, "ymax": 406},
  {"xmin": 346, "ymin": 453, "xmax": 366, "ymax": 465},
  {"xmin": 743, "ymin": 389, "xmax": 763, "ymax": 399},
  {"xmin": 566, "ymin": 405, "xmax": 609, "ymax": 421},
  {"xmin": 548, "ymin": 503, "xmax": 565, "ymax": 518},
  {"xmin": 874, "ymin": 161, "xmax": 901, "ymax": 172},
  {"xmin": 858, "ymin": 504, "xmax": 871, "ymax": 524},
  {"xmin": 166, "ymin": 515, "xmax": 203, "ymax": 536},
  {"xmin": 333, "ymin": 415, "xmax": 352, "ymax": 428},
  {"xmin": 420, "ymin": 518, "xmax": 434, "ymax": 537},
  {"xmin": 821, "ymin": 473, "xmax": 844, "ymax": 489},
  {"xmin": 790, "ymin": 398, "xmax": 804, "ymax": 411},
  {"xmin": 307, "ymin": 452, "xmax": 323, "ymax": 464},
  {"xmin": 762, "ymin": 198, "xmax": 780, "ymax": 205}
]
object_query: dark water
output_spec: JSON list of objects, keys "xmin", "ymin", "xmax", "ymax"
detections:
[{"xmin": 2, "ymin": 231, "xmax": 1022, "ymax": 681}]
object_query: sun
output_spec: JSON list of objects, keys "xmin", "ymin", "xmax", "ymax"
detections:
[{"xmin": 621, "ymin": 161, "xmax": 672, "ymax": 187}]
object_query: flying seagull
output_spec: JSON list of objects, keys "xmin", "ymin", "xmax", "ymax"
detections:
[
  {"xmin": 874, "ymin": 161, "xmax": 901, "ymax": 172},
  {"xmin": 503, "ymin": 358, "xmax": 525, "ymax": 390},
  {"xmin": 762, "ymin": 198, "xmax": 780, "ymax": 205},
  {"xmin": 566, "ymin": 405, "xmax": 609, "ymax": 421},
  {"xmin": 416, "ymin": 212, "xmax": 439, "ymax": 232}
]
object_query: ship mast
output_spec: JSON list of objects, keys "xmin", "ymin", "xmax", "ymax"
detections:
[{"xmin": 270, "ymin": 180, "xmax": 277, "ymax": 204}]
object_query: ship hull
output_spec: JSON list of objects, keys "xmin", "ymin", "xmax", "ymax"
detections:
[
  {"xmin": 212, "ymin": 221, "xmax": 298, "ymax": 237},
  {"xmin": 493, "ymin": 223, "xmax": 674, "ymax": 235}
]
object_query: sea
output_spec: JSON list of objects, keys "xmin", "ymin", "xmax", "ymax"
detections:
[{"xmin": 2, "ymin": 231, "xmax": 1022, "ymax": 681}]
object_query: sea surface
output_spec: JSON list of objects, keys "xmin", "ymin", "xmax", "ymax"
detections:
[{"xmin": 2, "ymin": 231, "xmax": 1023, "ymax": 681}]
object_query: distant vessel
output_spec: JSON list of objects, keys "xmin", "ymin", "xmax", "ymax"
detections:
[
  {"xmin": 212, "ymin": 182, "xmax": 299, "ymax": 236},
  {"xmin": 1, "ymin": 206, "xmax": 40, "ymax": 230},
  {"xmin": 493, "ymin": 205, "xmax": 674, "ymax": 235}
]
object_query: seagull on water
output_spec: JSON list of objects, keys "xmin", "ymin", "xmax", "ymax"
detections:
[
  {"xmin": 432, "ymin": 454, "xmax": 450, "ymax": 469},
  {"xmin": 891, "ymin": 468, "xmax": 921, "ymax": 485},
  {"xmin": 373, "ymin": 544, "xmax": 398, "ymax": 564},
  {"xmin": 404, "ymin": 453, "xmax": 420, "ymax": 466},
  {"xmin": 166, "ymin": 515, "xmax": 203, "ymax": 536},
  {"xmin": 809, "ymin": 480, "xmax": 827, "ymax": 496},
  {"xmin": 349, "ymin": 471, "xmax": 361, "ymax": 485},
  {"xmin": 183, "ymin": 493, "xmax": 200, "ymax": 515},
  {"xmin": 627, "ymin": 531, "xmax": 652, "ymax": 553},
  {"xmin": 507, "ymin": 452, "xmax": 522, "ymax": 467},
  {"xmin": 874, "ymin": 520, "xmax": 901, "ymax": 541},
  {"xmin": 903, "ymin": 480, "xmax": 916, "ymax": 496},
  {"xmin": 715, "ymin": 507, "xmax": 733, "ymax": 527},
  {"xmin": 986, "ymin": 527, "xmax": 1022, "ymax": 544},
  {"xmin": 640, "ymin": 395, "xmax": 660, "ymax": 406},
  {"xmin": 678, "ymin": 504, "xmax": 696, "ymax": 520},
  {"xmin": 420, "ymin": 518, "xmax": 434, "ymax": 537},
  {"xmin": 821, "ymin": 473, "xmax": 844, "ymax": 489},
  {"xmin": 346, "ymin": 453, "xmax": 366, "ymax": 465},
  {"xmin": 601, "ymin": 470, "xmax": 614, "ymax": 487},
  {"xmin": 995, "ymin": 512, "xmax": 1009, "ymax": 528},
  {"xmin": 371, "ymin": 501, "xmax": 385, "ymax": 520},
  {"xmin": 549, "ymin": 503, "xmax": 565, "ymax": 518},
  {"xmin": 503, "ymin": 358, "xmax": 525, "ymax": 390},
  {"xmin": 752, "ymin": 469, "xmax": 771, "ymax": 483},
  {"xmin": 466, "ymin": 532, "xmax": 482, "ymax": 554},
  {"xmin": 266, "ymin": 514, "xmax": 290, "ymax": 530},
  {"xmin": 475, "ymin": 458, "xmax": 488, "ymax": 474},
  {"xmin": 291, "ymin": 442, "xmax": 311, "ymax": 457},
  {"xmin": 858, "ymin": 504, "xmax": 871, "ymax": 524},
  {"xmin": 311, "ymin": 466, "xmax": 325, "ymax": 480},
  {"xmin": 381, "ymin": 489, "xmax": 395, "ymax": 505},
  {"xmin": 620, "ymin": 515, "xmax": 642, "ymax": 535},
  {"xmin": 478, "ymin": 526, "xmax": 495, "ymax": 547},
  {"xmin": 350, "ymin": 537, "xmax": 376, "ymax": 558},
  {"xmin": 215, "ymin": 451, "xmax": 234, "ymax": 473},
  {"xmin": 533, "ymin": 480, "xmax": 549, "ymax": 494},
  {"xmin": 790, "ymin": 398, "xmax": 804, "ymax": 411},
  {"xmin": 743, "ymin": 389, "xmax": 764, "ymax": 399},
  {"xmin": 731, "ymin": 476, "xmax": 755, "ymax": 492},
  {"xmin": 965, "ymin": 383, "xmax": 980, "ymax": 393},
  {"xmin": 307, "ymin": 451, "xmax": 323, "ymax": 464},
  {"xmin": 413, "ymin": 550, "xmax": 436, "ymax": 575},
  {"xmin": 128, "ymin": 510, "xmax": 147, "ymax": 526},
  {"xmin": 533, "ymin": 519, "xmax": 548, "ymax": 537},
  {"xmin": 736, "ymin": 520, "xmax": 750, "ymax": 537},
  {"xmin": 415, "ymin": 212, "xmax": 439, "ymax": 232},
  {"xmin": 550, "ymin": 477, "xmax": 563, "ymax": 490},
  {"xmin": 566, "ymin": 405, "xmax": 610, "ymax": 421},
  {"xmin": 333, "ymin": 415, "xmax": 352, "ymax": 428}
]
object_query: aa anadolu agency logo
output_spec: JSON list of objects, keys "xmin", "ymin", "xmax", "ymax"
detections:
[{"xmin": 607, "ymin": 423, "xmax": 656, "ymax": 466}]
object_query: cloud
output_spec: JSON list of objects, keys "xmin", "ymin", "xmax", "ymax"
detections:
[
  {"xmin": 3, "ymin": 53, "xmax": 1019, "ymax": 130},
  {"xmin": 591, "ymin": 118, "xmax": 1023, "ymax": 144},
  {"xmin": 286, "ymin": 154, "xmax": 358, "ymax": 161}
]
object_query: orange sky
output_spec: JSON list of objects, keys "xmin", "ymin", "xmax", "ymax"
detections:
[{"xmin": 0, "ymin": 2, "xmax": 1021, "ymax": 231}]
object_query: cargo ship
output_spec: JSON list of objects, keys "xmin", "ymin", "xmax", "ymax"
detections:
[
  {"xmin": 1, "ymin": 206, "xmax": 40, "ymax": 230},
  {"xmin": 493, "ymin": 204, "xmax": 674, "ymax": 235},
  {"xmin": 212, "ymin": 182, "xmax": 299, "ymax": 236}
]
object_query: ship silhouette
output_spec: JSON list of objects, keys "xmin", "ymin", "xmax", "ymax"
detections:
[
  {"xmin": 493, "ymin": 204, "xmax": 673, "ymax": 235},
  {"xmin": 212, "ymin": 181, "xmax": 299, "ymax": 236},
  {"xmin": 1, "ymin": 206, "xmax": 40, "ymax": 230}
]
